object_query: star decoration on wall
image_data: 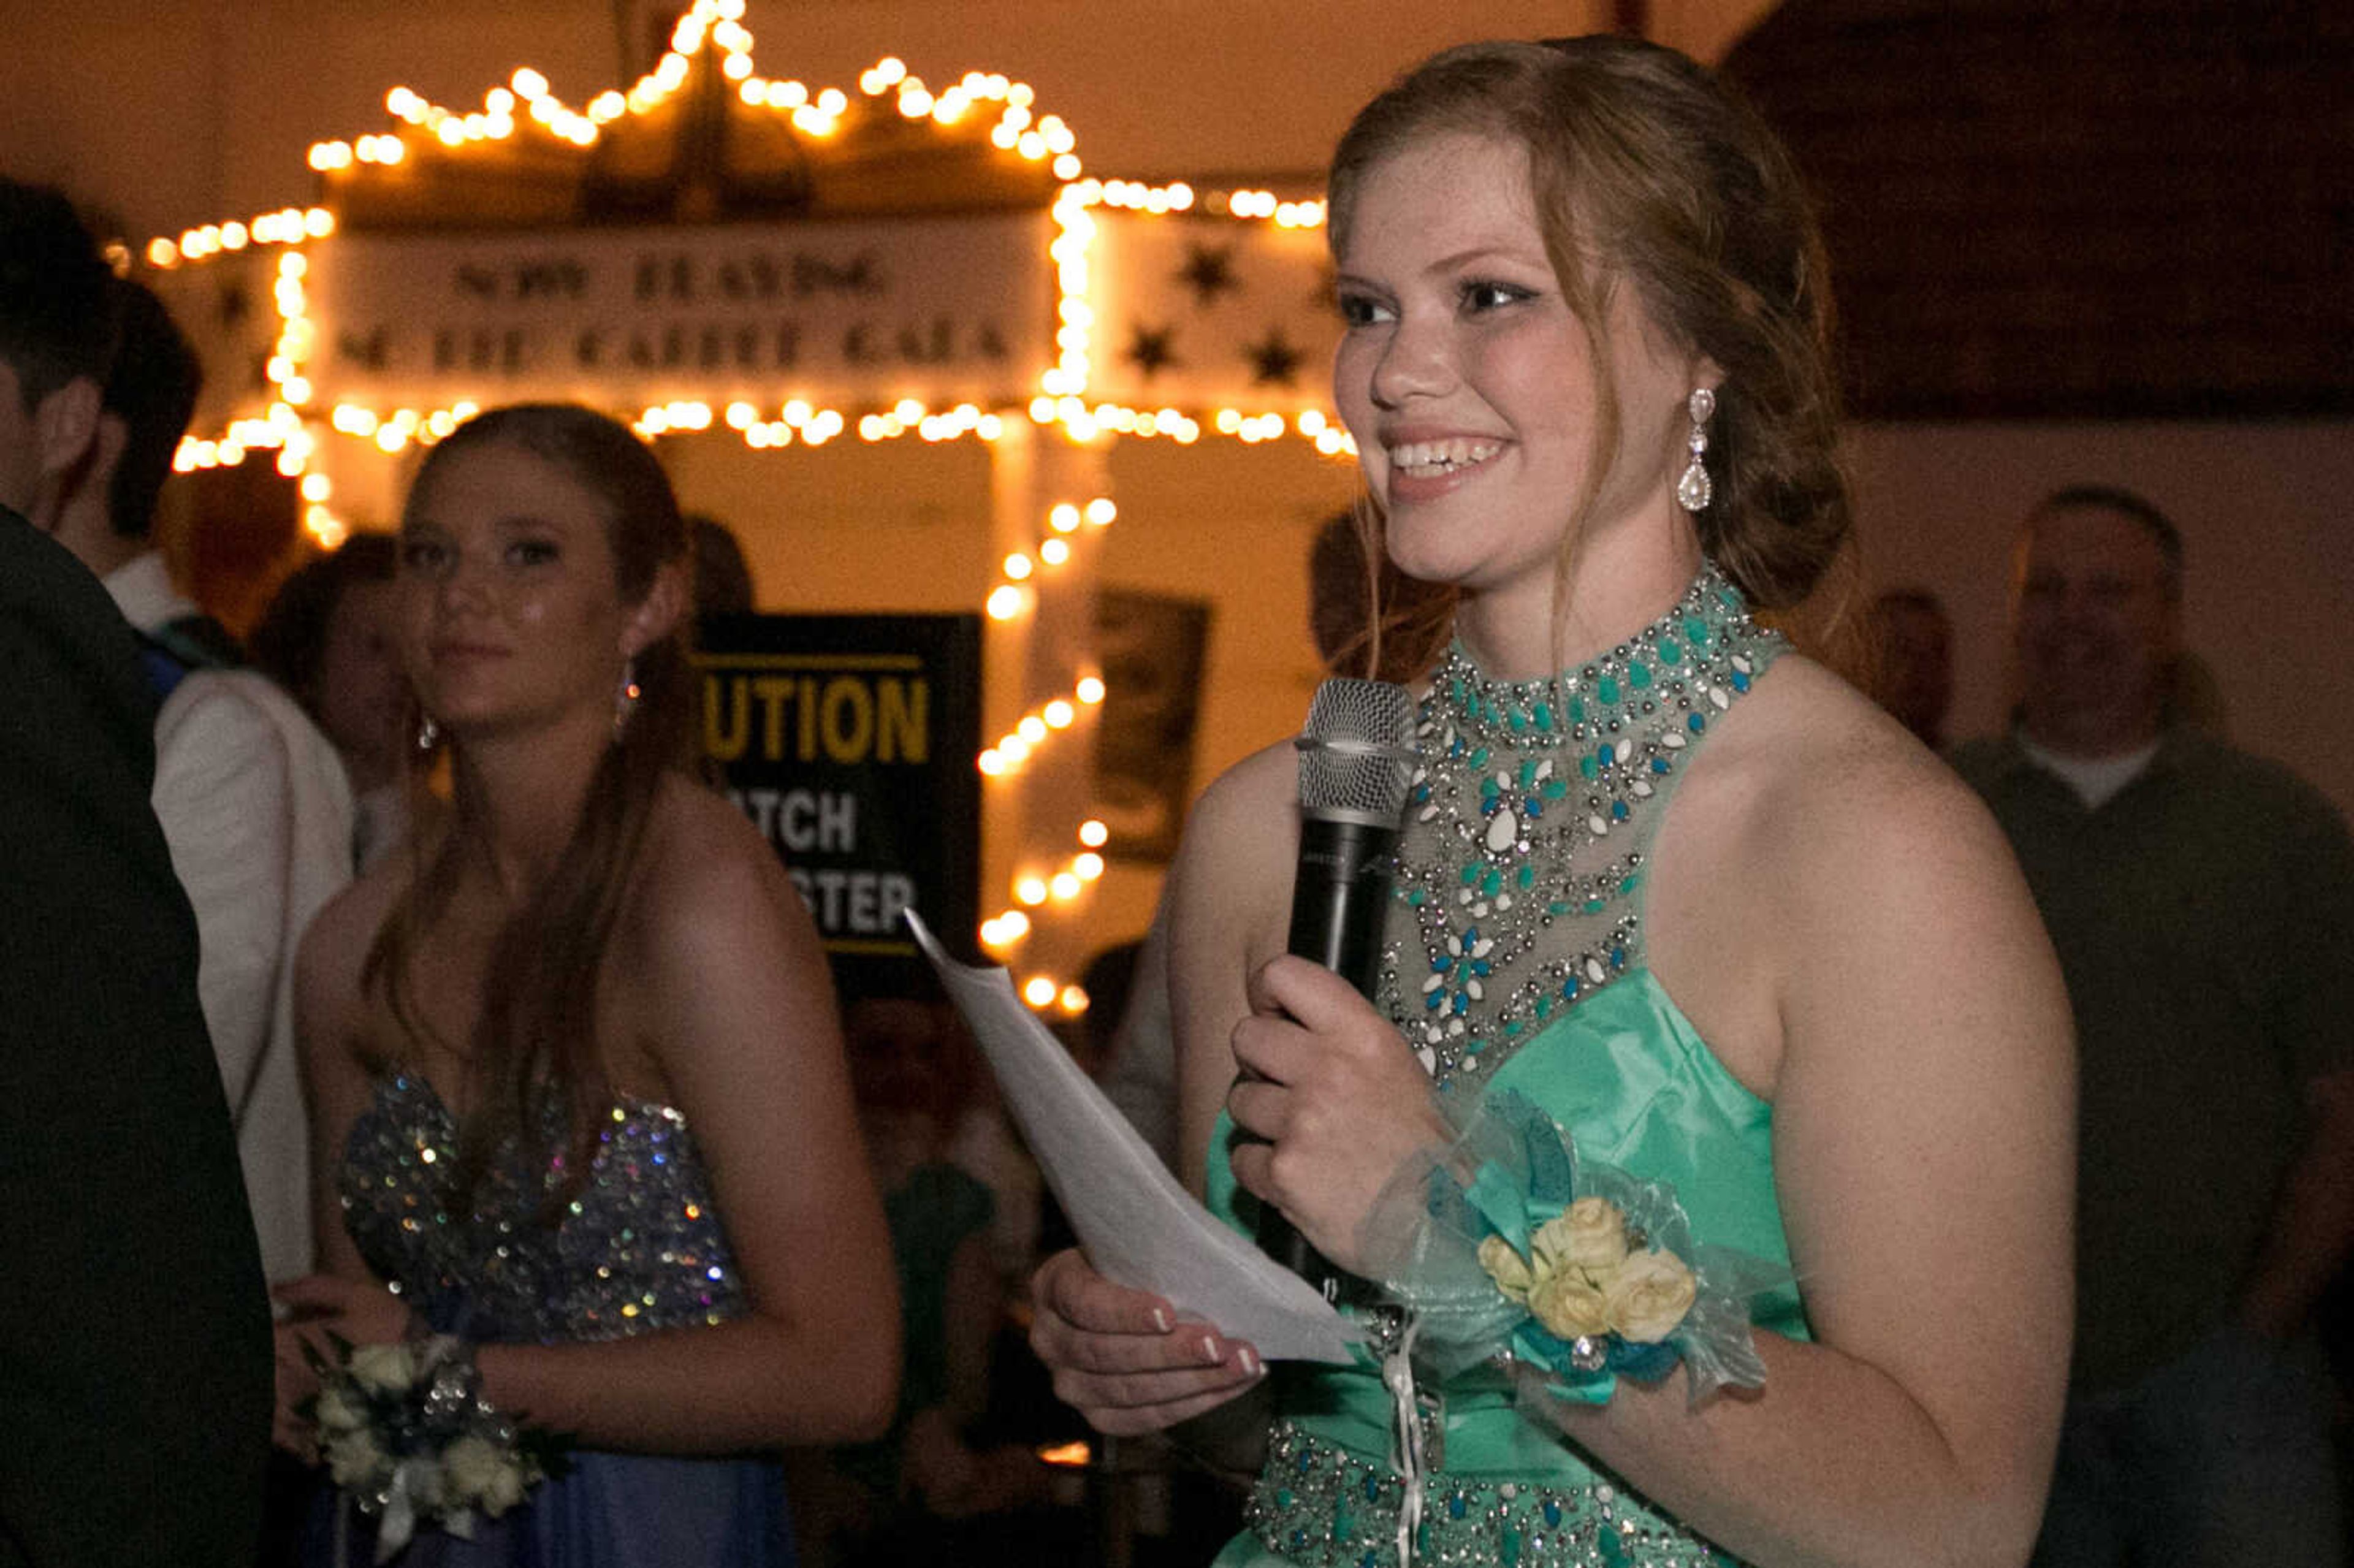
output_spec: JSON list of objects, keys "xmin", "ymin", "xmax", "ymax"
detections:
[
  {"xmin": 1176, "ymin": 243, "xmax": 1240, "ymax": 307},
  {"xmin": 1244, "ymin": 327, "xmax": 1303, "ymax": 387},
  {"xmin": 1124, "ymin": 322, "xmax": 1180, "ymax": 378}
]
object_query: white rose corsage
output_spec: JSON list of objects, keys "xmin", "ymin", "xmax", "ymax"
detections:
[
  {"xmin": 1366, "ymin": 1090, "xmax": 1788, "ymax": 1407},
  {"xmin": 301, "ymin": 1331, "xmax": 571, "ymax": 1563}
]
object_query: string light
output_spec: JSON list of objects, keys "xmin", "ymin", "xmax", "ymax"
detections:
[{"xmin": 137, "ymin": 0, "xmax": 1361, "ymax": 984}]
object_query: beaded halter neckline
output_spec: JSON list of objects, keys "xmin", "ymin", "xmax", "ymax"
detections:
[{"xmin": 1374, "ymin": 560, "xmax": 1785, "ymax": 1091}]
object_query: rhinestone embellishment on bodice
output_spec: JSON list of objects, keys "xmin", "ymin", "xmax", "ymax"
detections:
[{"xmin": 1376, "ymin": 562, "xmax": 1785, "ymax": 1090}]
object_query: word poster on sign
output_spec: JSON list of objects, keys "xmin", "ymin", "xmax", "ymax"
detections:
[{"xmin": 696, "ymin": 614, "xmax": 981, "ymax": 998}]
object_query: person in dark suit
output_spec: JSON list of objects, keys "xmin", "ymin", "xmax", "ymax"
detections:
[{"xmin": 0, "ymin": 174, "xmax": 273, "ymax": 1568}]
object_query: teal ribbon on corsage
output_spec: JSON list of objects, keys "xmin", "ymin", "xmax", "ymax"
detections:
[{"xmin": 1365, "ymin": 1090, "xmax": 1785, "ymax": 1409}]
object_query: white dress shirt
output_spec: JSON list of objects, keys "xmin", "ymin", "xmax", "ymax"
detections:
[{"xmin": 106, "ymin": 553, "xmax": 354, "ymax": 1284}]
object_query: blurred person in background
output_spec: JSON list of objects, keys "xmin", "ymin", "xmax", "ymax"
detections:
[
  {"xmin": 44, "ymin": 273, "xmax": 353, "ymax": 1306},
  {"xmin": 1862, "ymin": 586, "xmax": 1953, "ymax": 752},
  {"xmin": 1, "ymin": 171, "xmax": 272, "ymax": 1568},
  {"xmin": 252, "ymin": 533, "xmax": 420, "ymax": 870},
  {"xmin": 1953, "ymin": 486, "xmax": 2354, "ymax": 1567}
]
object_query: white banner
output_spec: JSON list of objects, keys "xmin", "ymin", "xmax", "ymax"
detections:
[{"xmin": 305, "ymin": 213, "xmax": 1053, "ymax": 411}]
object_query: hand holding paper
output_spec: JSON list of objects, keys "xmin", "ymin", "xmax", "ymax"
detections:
[{"xmin": 905, "ymin": 911, "xmax": 1360, "ymax": 1364}]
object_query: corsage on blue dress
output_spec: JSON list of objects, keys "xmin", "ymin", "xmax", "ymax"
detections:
[{"xmin": 314, "ymin": 1073, "xmax": 792, "ymax": 1567}]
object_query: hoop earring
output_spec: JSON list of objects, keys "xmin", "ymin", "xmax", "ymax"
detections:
[
  {"xmin": 414, "ymin": 713, "xmax": 440, "ymax": 753},
  {"xmin": 612, "ymin": 659, "xmax": 642, "ymax": 742},
  {"xmin": 1675, "ymin": 386, "xmax": 1716, "ymax": 515}
]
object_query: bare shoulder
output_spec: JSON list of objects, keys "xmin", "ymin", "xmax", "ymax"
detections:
[
  {"xmin": 1650, "ymin": 655, "xmax": 2051, "ymax": 1090},
  {"xmin": 1685, "ymin": 654, "xmax": 2015, "ymax": 904},
  {"xmin": 628, "ymin": 774, "xmax": 802, "ymax": 956}
]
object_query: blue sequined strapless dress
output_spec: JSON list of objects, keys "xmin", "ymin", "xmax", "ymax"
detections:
[{"xmin": 311, "ymin": 1071, "xmax": 793, "ymax": 1567}]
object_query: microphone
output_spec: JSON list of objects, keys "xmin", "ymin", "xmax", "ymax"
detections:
[{"xmin": 1254, "ymin": 677, "xmax": 1417, "ymax": 1291}]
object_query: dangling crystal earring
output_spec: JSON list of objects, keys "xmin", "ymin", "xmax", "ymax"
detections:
[
  {"xmin": 612, "ymin": 659, "xmax": 642, "ymax": 742},
  {"xmin": 1675, "ymin": 386, "xmax": 1716, "ymax": 514},
  {"xmin": 414, "ymin": 712, "xmax": 440, "ymax": 752}
]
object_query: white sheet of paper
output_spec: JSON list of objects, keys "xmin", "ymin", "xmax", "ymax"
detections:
[{"xmin": 905, "ymin": 911, "xmax": 1361, "ymax": 1364}]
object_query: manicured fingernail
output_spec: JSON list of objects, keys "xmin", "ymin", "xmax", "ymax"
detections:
[
  {"xmin": 1200, "ymin": 1334, "xmax": 1221, "ymax": 1363},
  {"xmin": 1241, "ymin": 1347, "xmax": 1263, "ymax": 1376},
  {"xmin": 1151, "ymin": 1307, "xmax": 1172, "ymax": 1333}
]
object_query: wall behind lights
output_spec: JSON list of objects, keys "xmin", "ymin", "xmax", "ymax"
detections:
[{"xmin": 0, "ymin": 0, "xmax": 1776, "ymax": 243}]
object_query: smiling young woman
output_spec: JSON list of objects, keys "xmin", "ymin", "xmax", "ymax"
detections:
[{"xmin": 1029, "ymin": 39, "xmax": 2073, "ymax": 1568}]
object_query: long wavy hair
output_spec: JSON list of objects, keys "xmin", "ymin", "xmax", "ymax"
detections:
[
  {"xmin": 363, "ymin": 403, "xmax": 693, "ymax": 1217},
  {"xmin": 1328, "ymin": 37, "xmax": 1859, "ymax": 666}
]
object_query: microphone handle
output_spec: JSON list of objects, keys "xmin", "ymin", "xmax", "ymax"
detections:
[{"xmin": 1255, "ymin": 816, "xmax": 1399, "ymax": 1293}]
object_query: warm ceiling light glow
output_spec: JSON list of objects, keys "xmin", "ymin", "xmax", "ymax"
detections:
[
  {"xmin": 1048, "ymin": 503, "xmax": 1081, "ymax": 533},
  {"xmin": 1017, "ymin": 716, "xmax": 1047, "ymax": 744},
  {"xmin": 1043, "ymin": 699, "xmax": 1075, "ymax": 728},
  {"xmin": 1004, "ymin": 553, "xmax": 1034, "ymax": 580},
  {"xmin": 1016, "ymin": 877, "xmax": 1048, "ymax": 907},
  {"xmin": 997, "ymin": 910, "xmax": 1030, "ymax": 942},
  {"xmin": 1078, "ymin": 819, "xmax": 1108, "ymax": 847},
  {"xmin": 1023, "ymin": 976, "xmax": 1059, "ymax": 1008},
  {"xmin": 1075, "ymin": 852, "xmax": 1105, "ymax": 880},
  {"xmin": 1049, "ymin": 872, "xmax": 1081, "ymax": 900},
  {"xmin": 986, "ymin": 585, "xmax": 1026, "ymax": 620},
  {"xmin": 1059, "ymin": 985, "xmax": 1089, "ymax": 1014},
  {"xmin": 1038, "ymin": 538, "xmax": 1070, "ymax": 566},
  {"xmin": 1076, "ymin": 676, "xmax": 1107, "ymax": 704}
]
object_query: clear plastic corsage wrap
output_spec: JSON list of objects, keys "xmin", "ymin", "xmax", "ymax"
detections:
[{"xmin": 1361, "ymin": 1089, "xmax": 1790, "ymax": 1410}]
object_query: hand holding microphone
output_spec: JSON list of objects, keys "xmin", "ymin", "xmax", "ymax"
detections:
[{"xmin": 1243, "ymin": 678, "xmax": 1416, "ymax": 1290}]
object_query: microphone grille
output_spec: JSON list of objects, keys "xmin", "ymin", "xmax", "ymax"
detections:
[{"xmin": 1296, "ymin": 678, "xmax": 1417, "ymax": 823}]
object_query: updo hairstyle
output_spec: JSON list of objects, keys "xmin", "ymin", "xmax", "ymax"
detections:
[{"xmin": 1328, "ymin": 36, "xmax": 1851, "ymax": 613}]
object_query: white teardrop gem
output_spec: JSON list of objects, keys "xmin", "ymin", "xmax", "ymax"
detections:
[
  {"xmin": 1663, "ymin": 730, "xmax": 1688, "ymax": 749},
  {"xmin": 1585, "ymin": 956, "xmax": 1607, "ymax": 983},
  {"xmin": 1417, "ymin": 1045, "xmax": 1438, "ymax": 1072},
  {"xmin": 1422, "ymin": 973, "xmax": 1446, "ymax": 994},
  {"xmin": 1588, "ymin": 813, "xmax": 1610, "ymax": 835},
  {"xmin": 1710, "ymin": 686, "xmax": 1731, "ymax": 710},
  {"xmin": 1471, "ymin": 938, "xmax": 1494, "ymax": 958},
  {"xmin": 1487, "ymin": 809, "xmax": 1518, "ymax": 853},
  {"xmin": 1614, "ymin": 737, "xmax": 1633, "ymax": 764}
]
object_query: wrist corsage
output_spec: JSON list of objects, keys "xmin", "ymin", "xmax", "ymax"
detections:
[
  {"xmin": 1366, "ymin": 1090, "xmax": 1788, "ymax": 1409},
  {"xmin": 302, "ymin": 1331, "xmax": 571, "ymax": 1563}
]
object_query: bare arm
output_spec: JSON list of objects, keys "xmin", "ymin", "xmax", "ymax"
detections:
[
  {"xmin": 1528, "ymin": 726, "xmax": 2076, "ymax": 1568},
  {"xmin": 467, "ymin": 801, "xmax": 899, "ymax": 1450}
]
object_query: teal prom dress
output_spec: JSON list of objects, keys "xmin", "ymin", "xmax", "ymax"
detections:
[{"xmin": 1206, "ymin": 565, "xmax": 1808, "ymax": 1567}]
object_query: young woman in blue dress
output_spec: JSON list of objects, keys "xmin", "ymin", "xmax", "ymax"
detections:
[
  {"xmin": 273, "ymin": 403, "xmax": 899, "ymax": 1564},
  {"xmin": 1030, "ymin": 39, "xmax": 2073, "ymax": 1568}
]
